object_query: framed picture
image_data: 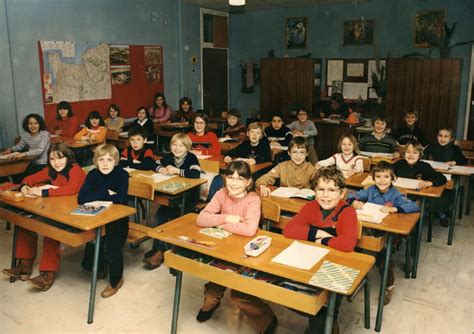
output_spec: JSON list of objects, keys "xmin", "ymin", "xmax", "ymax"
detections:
[
  {"xmin": 343, "ymin": 19, "xmax": 374, "ymax": 45},
  {"xmin": 414, "ymin": 9, "xmax": 447, "ymax": 48},
  {"xmin": 343, "ymin": 59, "xmax": 368, "ymax": 83},
  {"xmin": 286, "ymin": 17, "xmax": 307, "ymax": 49}
]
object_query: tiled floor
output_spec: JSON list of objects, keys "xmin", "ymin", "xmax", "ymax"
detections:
[{"xmin": 1, "ymin": 206, "xmax": 473, "ymax": 333}]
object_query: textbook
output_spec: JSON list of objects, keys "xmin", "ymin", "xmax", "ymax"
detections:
[
  {"xmin": 270, "ymin": 187, "xmax": 315, "ymax": 200},
  {"xmin": 356, "ymin": 202, "xmax": 389, "ymax": 224},
  {"xmin": 71, "ymin": 201, "xmax": 113, "ymax": 216}
]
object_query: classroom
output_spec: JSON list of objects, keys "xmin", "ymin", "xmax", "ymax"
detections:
[{"xmin": 1, "ymin": 0, "xmax": 474, "ymax": 333}]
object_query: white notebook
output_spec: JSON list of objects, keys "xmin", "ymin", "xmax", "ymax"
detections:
[
  {"xmin": 393, "ymin": 177, "xmax": 422, "ymax": 190},
  {"xmin": 271, "ymin": 241, "xmax": 329, "ymax": 270},
  {"xmin": 271, "ymin": 187, "xmax": 315, "ymax": 200},
  {"xmin": 356, "ymin": 202, "xmax": 389, "ymax": 224}
]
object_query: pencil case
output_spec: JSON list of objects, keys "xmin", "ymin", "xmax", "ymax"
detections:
[
  {"xmin": 0, "ymin": 190, "xmax": 24, "ymax": 202},
  {"xmin": 244, "ymin": 235, "xmax": 272, "ymax": 257}
]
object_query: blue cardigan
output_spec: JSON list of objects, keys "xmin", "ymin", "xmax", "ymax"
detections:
[{"xmin": 347, "ymin": 185, "xmax": 420, "ymax": 213}]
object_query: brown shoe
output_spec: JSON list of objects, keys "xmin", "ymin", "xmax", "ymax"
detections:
[
  {"xmin": 384, "ymin": 287, "xmax": 394, "ymax": 305},
  {"xmin": 101, "ymin": 278, "xmax": 124, "ymax": 298},
  {"xmin": 2, "ymin": 258, "xmax": 34, "ymax": 281},
  {"xmin": 143, "ymin": 251, "xmax": 164, "ymax": 270},
  {"xmin": 27, "ymin": 271, "xmax": 55, "ymax": 291}
]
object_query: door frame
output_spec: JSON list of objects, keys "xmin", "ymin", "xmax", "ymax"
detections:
[
  {"xmin": 199, "ymin": 8, "xmax": 229, "ymax": 111},
  {"xmin": 463, "ymin": 45, "xmax": 474, "ymax": 139}
]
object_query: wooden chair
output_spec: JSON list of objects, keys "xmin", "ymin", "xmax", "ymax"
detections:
[
  {"xmin": 261, "ymin": 198, "xmax": 281, "ymax": 231},
  {"xmin": 127, "ymin": 180, "xmax": 155, "ymax": 248},
  {"xmin": 362, "ymin": 157, "xmax": 371, "ymax": 172},
  {"xmin": 106, "ymin": 130, "xmax": 119, "ymax": 140}
]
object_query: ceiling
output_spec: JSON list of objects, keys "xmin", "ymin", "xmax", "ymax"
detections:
[{"xmin": 183, "ymin": 0, "xmax": 370, "ymax": 12}]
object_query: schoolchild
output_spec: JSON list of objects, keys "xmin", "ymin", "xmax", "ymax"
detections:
[
  {"xmin": 119, "ymin": 126, "xmax": 156, "ymax": 170},
  {"xmin": 287, "ymin": 107, "xmax": 318, "ymax": 164},
  {"xmin": 358, "ymin": 114, "xmax": 399, "ymax": 155},
  {"xmin": 128, "ymin": 106, "xmax": 155, "ymax": 150},
  {"xmin": 172, "ymin": 96, "xmax": 196, "ymax": 123},
  {"xmin": 51, "ymin": 101, "xmax": 80, "ymax": 136},
  {"xmin": 423, "ymin": 128, "xmax": 467, "ymax": 166},
  {"xmin": 187, "ymin": 112, "xmax": 221, "ymax": 156},
  {"xmin": 104, "ymin": 104, "xmax": 125, "ymax": 132},
  {"xmin": 223, "ymin": 108, "xmax": 247, "ymax": 141},
  {"xmin": 392, "ymin": 109, "xmax": 428, "ymax": 146},
  {"xmin": 73, "ymin": 110, "xmax": 107, "ymax": 143},
  {"xmin": 149, "ymin": 92, "xmax": 172, "ymax": 123},
  {"xmin": 264, "ymin": 113, "xmax": 292, "ymax": 147}
]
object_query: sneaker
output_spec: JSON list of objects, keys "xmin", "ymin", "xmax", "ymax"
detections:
[
  {"xmin": 100, "ymin": 278, "xmax": 124, "ymax": 298},
  {"xmin": 196, "ymin": 301, "xmax": 221, "ymax": 322},
  {"xmin": 27, "ymin": 271, "xmax": 55, "ymax": 291}
]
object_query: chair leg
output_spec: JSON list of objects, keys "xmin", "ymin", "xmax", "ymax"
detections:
[
  {"xmin": 364, "ymin": 278, "xmax": 371, "ymax": 329},
  {"xmin": 466, "ymin": 176, "xmax": 472, "ymax": 215},
  {"xmin": 427, "ymin": 209, "xmax": 433, "ymax": 243},
  {"xmin": 458, "ymin": 186, "xmax": 464, "ymax": 220}
]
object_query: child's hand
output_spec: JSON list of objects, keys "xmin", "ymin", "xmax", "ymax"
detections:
[
  {"xmin": 9, "ymin": 152, "xmax": 25, "ymax": 159},
  {"xmin": 417, "ymin": 181, "xmax": 433, "ymax": 189},
  {"xmin": 270, "ymin": 141, "xmax": 281, "ymax": 148},
  {"xmin": 314, "ymin": 163, "xmax": 321, "ymax": 170},
  {"xmin": 2, "ymin": 149, "xmax": 12, "ymax": 155},
  {"xmin": 224, "ymin": 156, "xmax": 232, "ymax": 163},
  {"xmin": 259, "ymin": 185, "xmax": 271, "ymax": 197},
  {"xmin": 225, "ymin": 215, "xmax": 241, "ymax": 224},
  {"xmin": 224, "ymin": 135, "xmax": 230, "ymax": 138},
  {"xmin": 27, "ymin": 187, "xmax": 42, "ymax": 197},
  {"xmin": 381, "ymin": 206, "xmax": 397, "ymax": 213},
  {"xmin": 352, "ymin": 200, "xmax": 364, "ymax": 210},
  {"xmin": 20, "ymin": 185, "xmax": 31, "ymax": 195},
  {"xmin": 108, "ymin": 189, "xmax": 117, "ymax": 195},
  {"xmin": 167, "ymin": 166, "xmax": 180, "ymax": 175},
  {"xmin": 246, "ymin": 158, "xmax": 256, "ymax": 166},
  {"xmin": 447, "ymin": 161, "xmax": 456, "ymax": 167}
]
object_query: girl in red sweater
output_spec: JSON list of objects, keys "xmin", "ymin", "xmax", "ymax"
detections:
[
  {"xmin": 2, "ymin": 142, "xmax": 86, "ymax": 291},
  {"xmin": 187, "ymin": 112, "xmax": 221, "ymax": 156},
  {"xmin": 283, "ymin": 166, "xmax": 358, "ymax": 333},
  {"xmin": 51, "ymin": 101, "xmax": 80, "ymax": 136}
]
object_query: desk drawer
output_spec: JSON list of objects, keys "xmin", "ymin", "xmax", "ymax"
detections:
[
  {"xmin": 0, "ymin": 207, "xmax": 98, "ymax": 247},
  {"xmin": 165, "ymin": 250, "xmax": 328, "ymax": 315},
  {"xmin": 357, "ymin": 234, "xmax": 387, "ymax": 253}
]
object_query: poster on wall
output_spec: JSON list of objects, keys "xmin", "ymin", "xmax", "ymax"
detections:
[
  {"xmin": 144, "ymin": 46, "xmax": 163, "ymax": 84},
  {"xmin": 40, "ymin": 41, "xmax": 111, "ymax": 103},
  {"xmin": 111, "ymin": 66, "xmax": 131, "ymax": 85},
  {"xmin": 109, "ymin": 45, "xmax": 130, "ymax": 65}
]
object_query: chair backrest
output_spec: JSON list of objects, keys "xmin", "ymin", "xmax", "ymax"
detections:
[
  {"xmin": 106, "ymin": 130, "xmax": 119, "ymax": 140},
  {"xmin": 199, "ymin": 158, "xmax": 220, "ymax": 174},
  {"xmin": 362, "ymin": 157, "xmax": 371, "ymax": 172},
  {"xmin": 261, "ymin": 198, "xmax": 281, "ymax": 224},
  {"xmin": 454, "ymin": 139, "xmax": 474, "ymax": 163},
  {"xmin": 128, "ymin": 179, "xmax": 154, "ymax": 201}
]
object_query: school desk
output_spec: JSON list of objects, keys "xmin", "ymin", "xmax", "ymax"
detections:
[
  {"xmin": 345, "ymin": 172, "xmax": 445, "ymax": 279},
  {"xmin": 0, "ymin": 194, "xmax": 135, "ymax": 324},
  {"xmin": 128, "ymin": 170, "xmax": 207, "ymax": 215},
  {"xmin": 148, "ymin": 213, "xmax": 375, "ymax": 334},
  {"xmin": 206, "ymin": 155, "xmax": 273, "ymax": 175},
  {"xmin": 218, "ymin": 139, "xmax": 242, "ymax": 154},
  {"xmin": 0, "ymin": 155, "xmax": 37, "ymax": 179},
  {"xmin": 155, "ymin": 122, "xmax": 193, "ymax": 138},
  {"xmin": 264, "ymin": 187, "xmax": 420, "ymax": 332}
]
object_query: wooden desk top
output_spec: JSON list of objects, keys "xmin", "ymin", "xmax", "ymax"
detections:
[
  {"xmin": 208, "ymin": 155, "xmax": 272, "ymax": 174},
  {"xmin": 219, "ymin": 140, "xmax": 241, "ymax": 153},
  {"xmin": 50, "ymin": 136, "xmax": 101, "ymax": 149},
  {"xmin": 129, "ymin": 170, "xmax": 207, "ymax": 195},
  {"xmin": 345, "ymin": 172, "xmax": 446, "ymax": 198},
  {"xmin": 0, "ymin": 195, "xmax": 135, "ymax": 230},
  {"xmin": 149, "ymin": 213, "xmax": 374, "ymax": 295}
]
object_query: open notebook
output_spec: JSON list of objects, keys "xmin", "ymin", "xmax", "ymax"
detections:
[
  {"xmin": 270, "ymin": 187, "xmax": 315, "ymax": 200},
  {"xmin": 356, "ymin": 202, "xmax": 389, "ymax": 224}
]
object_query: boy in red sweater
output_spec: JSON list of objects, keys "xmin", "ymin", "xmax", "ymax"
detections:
[{"xmin": 283, "ymin": 166, "xmax": 358, "ymax": 333}]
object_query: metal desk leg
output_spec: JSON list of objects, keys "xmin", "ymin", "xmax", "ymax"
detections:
[
  {"xmin": 10, "ymin": 225, "xmax": 18, "ymax": 283},
  {"xmin": 405, "ymin": 233, "xmax": 412, "ymax": 279},
  {"xmin": 87, "ymin": 227, "xmax": 102, "ymax": 324},
  {"xmin": 412, "ymin": 199, "xmax": 425, "ymax": 279},
  {"xmin": 171, "ymin": 270, "xmax": 183, "ymax": 334},
  {"xmin": 375, "ymin": 233, "xmax": 393, "ymax": 332},
  {"xmin": 180, "ymin": 194, "xmax": 186, "ymax": 216},
  {"xmin": 448, "ymin": 176, "xmax": 460, "ymax": 245},
  {"xmin": 364, "ymin": 279, "xmax": 371, "ymax": 329},
  {"xmin": 324, "ymin": 292, "xmax": 336, "ymax": 334}
]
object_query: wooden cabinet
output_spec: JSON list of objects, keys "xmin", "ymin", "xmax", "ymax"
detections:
[
  {"xmin": 386, "ymin": 58, "xmax": 462, "ymax": 141},
  {"xmin": 261, "ymin": 58, "xmax": 321, "ymax": 120}
]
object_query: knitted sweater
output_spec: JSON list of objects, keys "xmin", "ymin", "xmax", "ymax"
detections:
[
  {"xmin": 359, "ymin": 133, "xmax": 398, "ymax": 153},
  {"xmin": 105, "ymin": 117, "xmax": 125, "ymax": 131},
  {"xmin": 283, "ymin": 200, "xmax": 358, "ymax": 252},
  {"xmin": 120, "ymin": 147, "xmax": 156, "ymax": 170},
  {"xmin": 256, "ymin": 160, "xmax": 316, "ymax": 189},
  {"xmin": 149, "ymin": 106, "xmax": 172, "ymax": 123},
  {"xmin": 21, "ymin": 163, "xmax": 86, "ymax": 197},
  {"xmin": 264, "ymin": 126, "xmax": 293, "ymax": 146},
  {"xmin": 196, "ymin": 189, "xmax": 261, "ymax": 237},
  {"xmin": 78, "ymin": 166, "xmax": 129, "ymax": 205},
  {"xmin": 50, "ymin": 116, "xmax": 80, "ymax": 137},
  {"xmin": 226, "ymin": 138, "xmax": 272, "ymax": 164},
  {"xmin": 73, "ymin": 126, "xmax": 107, "ymax": 143},
  {"xmin": 156, "ymin": 152, "xmax": 201, "ymax": 178},
  {"xmin": 423, "ymin": 142, "xmax": 467, "ymax": 165},
  {"xmin": 347, "ymin": 185, "xmax": 420, "ymax": 213},
  {"xmin": 392, "ymin": 125, "xmax": 428, "ymax": 146},
  {"xmin": 287, "ymin": 120, "xmax": 318, "ymax": 144},
  {"xmin": 393, "ymin": 159, "xmax": 447, "ymax": 186},
  {"xmin": 11, "ymin": 130, "xmax": 50, "ymax": 165},
  {"xmin": 318, "ymin": 153, "xmax": 364, "ymax": 174},
  {"xmin": 224, "ymin": 122, "xmax": 247, "ymax": 141},
  {"xmin": 187, "ymin": 132, "xmax": 221, "ymax": 156}
]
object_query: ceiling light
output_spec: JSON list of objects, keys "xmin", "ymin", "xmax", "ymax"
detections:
[{"xmin": 229, "ymin": 0, "xmax": 245, "ymax": 6}]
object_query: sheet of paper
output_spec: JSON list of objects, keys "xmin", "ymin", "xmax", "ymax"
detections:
[
  {"xmin": 393, "ymin": 177, "xmax": 422, "ymax": 190},
  {"xmin": 360, "ymin": 151, "xmax": 393, "ymax": 158},
  {"xmin": 422, "ymin": 160, "xmax": 450, "ymax": 170},
  {"xmin": 271, "ymin": 241, "xmax": 329, "ymax": 270},
  {"xmin": 449, "ymin": 165, "xmax": 474, "ymax": 174},
  {"xmin": 356, "ymin": 202, "xmax": 389, "ymax": 224},
  {"xmin": 138, "ymin": 173, "xmax": 175, "ymax": 183}
]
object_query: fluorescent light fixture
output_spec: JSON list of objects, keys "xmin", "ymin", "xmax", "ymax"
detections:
[{"xmin": 229, "ymin": 0, "xmax": 245, "ymax": 6}]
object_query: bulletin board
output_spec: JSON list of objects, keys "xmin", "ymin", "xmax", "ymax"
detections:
[
  {"xmin": 326, "ymin": 58, "xmax": 385, "ymax": 100},
  {"xmin": 38, "ymin": 41, "xmax": 164, "ymax": 126}
]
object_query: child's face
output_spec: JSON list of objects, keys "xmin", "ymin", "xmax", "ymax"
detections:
[
  {"xmin": 315, "ymin": 179, "xmax": 345, "ymax": 210},
  {"xmin": 437, "ymin": 129, "xmax": 452, "ymax": 146},
  {"xmin": 109, "ymin": 108, "xmax": 118, "ymax": 118},
  {"xmin": 171, "ymin": 139, "xmax": 187, "ymax": 158},
  {"xmin": 297, "ymin": 111, "xmax": 308, "ymax": 122},
  {"xmin": 181, "ymin": 101, "xmax": 190, "ymax": 112},
  {"xmin": 194, "ymin": 117, "xmax": 206, "ymax": 135},
  {"xmin": 405, "ymin": 114, "xmax": 417, "ymax": 127},
  {"xmin": 340, "ymin": 137, "xmax": 354, "ymax": 155},
  {"xmin": 97, "ymin": 153, "xmax": 116, "ymax": 175},
  {"xmin": 90, "ymin": 117, "xmax": 100, "ymax": 127},
  {"xmin": 404, "ymin": 145, "xmax": 421, "ymax": 165},
  {"xmin": 137, "ymin": 109, "xmax": 147, "ymax": 121},
  {"xmin": 227, "ymin": 115, "xmax": 239, "ymax": 127},
  {"xmin": 27, "ymin": 117, "xmax": 40, "ymax": 134},
  {"xmin": 58, "ymin": 108, "xmax": 69, "ymax": 119},
  {"xmin": 271, "ymin": 116, "xmax": 283, "ymax": 130},
  {"xmin": 374, "ymin": 171, "xmax": 394, "ymax": 193},
  {"xmin": 129, "ymin": 135, "xmax": 145, "ymax": 151},
  {"xmin": 289, "ymin": 146, "xmax": 308, "ymax": 165},
  {"xmin": 225, "ymin": 171, "xmax": 250, "ymax": 197},
  {"xmin": 155, "ymin": 96, "xmax": 164, "ymax": 106},
  {"xmin": 49, "ymin": 152, "xmax": 67, "ymax": 172},
  {"xmin": 373, "ymin": 120, "xmax": 387, "ymax": 135},
  {"xmin": 248, "ymin": 128, "xmax": 263, "ymax": 145}
]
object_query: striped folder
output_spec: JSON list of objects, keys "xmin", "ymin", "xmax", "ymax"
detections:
[{"xmin": 308, "ymin": 260, "xmax": 360, "ymax": 294}]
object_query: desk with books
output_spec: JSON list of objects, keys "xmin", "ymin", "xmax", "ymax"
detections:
[
  {"xmin": 0, "ymin": 194, "xmax": 135, "ymax": 324},
  {"xmin": 0, "ymin": 154, "xmax": 38, "ymax": 179},
  {"xmin": 148, "ymin": 213, "xmax": 375, "ymax": 334}
]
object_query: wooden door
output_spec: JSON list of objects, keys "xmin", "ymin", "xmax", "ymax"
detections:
[
  {"xmin": 386, "ymin": 58, "xmax": 462, "ymax": 142},
  {"xmin": 203, "ymin": 48, "xmax": 228, "ymax": 115}
]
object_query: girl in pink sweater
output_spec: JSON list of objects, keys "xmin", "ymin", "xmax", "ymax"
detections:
[{"xmin": 195, "ymin": 161, "xmax": 278, "ymax": 333}]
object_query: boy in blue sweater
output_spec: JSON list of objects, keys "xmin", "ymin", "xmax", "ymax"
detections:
[{"xmin": 119, "ymin": 126, "xmax": 156, "ymax": 170}]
